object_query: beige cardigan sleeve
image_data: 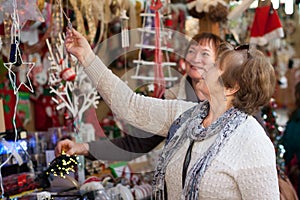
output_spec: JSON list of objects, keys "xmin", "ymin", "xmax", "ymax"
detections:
[{"xmin": 84, "ymin": 56, "xmax": 196, "ymax": 137}]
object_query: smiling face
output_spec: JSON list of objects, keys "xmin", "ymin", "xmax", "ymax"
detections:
[
  {"xmin": 182, "ymin": 33, "xmax": 223, "ymax": 101},
  {"xmin": 185, "ymin": 43, "xmax": 216, "ymax": 81}
]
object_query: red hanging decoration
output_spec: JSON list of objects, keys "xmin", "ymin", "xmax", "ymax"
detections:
[
  {"xmin": 250, "ymin": 4, "xmax": 284, "ymax": 46},
  {"xmin": 150, "ymin": 0, "xmax": 165, "ymax": 98},
  {"xmin": 150, "ymin": 0, "xmax": 162, "ymax": 11}
]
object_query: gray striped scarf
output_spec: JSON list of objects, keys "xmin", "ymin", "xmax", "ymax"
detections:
[{"xmin": 152, "ymin": 101, "xmax": 247, "ymax": 199}]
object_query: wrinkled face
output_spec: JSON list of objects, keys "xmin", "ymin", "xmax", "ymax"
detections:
[
  {"xmin": 185, "ymin": 43, "xmax": 216, "ymax": 81},
  {"xmin": 195, "ymin": 62, "xmax": 224, "ymax": 102}
]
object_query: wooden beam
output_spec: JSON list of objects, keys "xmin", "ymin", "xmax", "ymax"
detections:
[{"xmin": 198, "ymin": 15, "xmax": 220, "ymax": 36}]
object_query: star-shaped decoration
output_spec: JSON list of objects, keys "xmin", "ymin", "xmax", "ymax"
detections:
[
  {"xmin": 0, "ymin": 0, "xmax": 44, "ymax": 26},
  {"xmin": 4, "ymin": 57, "xmax": 35, "ymax": 94}
]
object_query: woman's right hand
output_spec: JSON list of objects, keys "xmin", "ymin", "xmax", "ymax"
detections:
[
  {"xmin": 55, "ymin": 139, "xmax": 89, "ymax": 157},
  {"xmin": 65, "ymin": 28, "xmax": 96, "ymax": 67}
]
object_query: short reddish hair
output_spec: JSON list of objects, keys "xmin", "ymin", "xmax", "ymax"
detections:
[{"xmin": 185, "ymin": 32, "xmax": 223, "ymax": 58}]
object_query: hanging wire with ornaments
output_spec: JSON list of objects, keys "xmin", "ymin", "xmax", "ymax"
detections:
[
  {"xmin": 0, "ymin": 0, "xmax": 36, "ymax": 198},
  {"xmin": 43, "ymin": 0, "xmax": 100, "ymax": 180}
]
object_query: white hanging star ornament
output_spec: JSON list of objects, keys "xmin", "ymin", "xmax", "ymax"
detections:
[{"xmin": 4, "ymin": 58, "xmax": 35, "ymax": 94}]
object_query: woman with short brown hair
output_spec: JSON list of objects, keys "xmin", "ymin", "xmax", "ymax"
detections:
[
  {"xmin": 58, "ymin": 28, "xmax": 280, "ymax": 199},
  {"xmin": 217, "ymin": 44, "xmax": 276, "ymax": 115}
]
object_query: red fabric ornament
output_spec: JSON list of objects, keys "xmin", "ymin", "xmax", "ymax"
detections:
[
  {"xmin": 165, "ymin": 18, "xmax": 173, "ymax": 27},
  {"xmin": 250, "ymin": 5, "xmax": 284, "ymax": 46},
  {"xmin": 60, "ymin": 68, "xmax": 76, "ymax": 81},
  {"xmin": 151, "ymin": 0, "xmax": 165, "ymax": 98}
]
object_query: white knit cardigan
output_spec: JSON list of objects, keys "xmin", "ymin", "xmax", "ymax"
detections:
[{"xmin": 84, "ymin": 56, "xmax": 280, "ymax": 199}]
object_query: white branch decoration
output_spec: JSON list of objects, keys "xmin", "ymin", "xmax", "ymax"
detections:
[{"xmin": 46, "ymin": 34, "xmax": 101, "ymax": 129}]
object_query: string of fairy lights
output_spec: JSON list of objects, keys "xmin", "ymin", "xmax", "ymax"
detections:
[
  {"xmin": 0, "ymin": 0, "xmax": 78, "ymax": 197},
  {"xmin": 45, "ymin": 151, "xmax": 78, "ymax": 179}
]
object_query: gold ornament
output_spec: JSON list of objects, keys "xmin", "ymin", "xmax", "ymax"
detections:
[
  {"xmin": 82, "ymin": 0, "xmax": 97, "ymax": 44},
  {"xmin": 69, "ymin": 0, "xmax": 86, "ymax": 38}
]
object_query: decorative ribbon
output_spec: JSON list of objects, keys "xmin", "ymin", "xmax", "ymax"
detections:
[{"xmin": 151, "ymin": 0, "xmax": 165, "ymax": 98}]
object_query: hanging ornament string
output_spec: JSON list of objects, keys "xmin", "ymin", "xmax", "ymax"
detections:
[
  {"xmin": 150, "ymin": 0, "xmax": 165, "ymax": 98},
  {"xmin": 9, "ymin": 1, "xmax": 22, "ymax": 66},
  {"xmin": 4, "ymin": 0, "xmax": 35, "ymax": 95},
  {"xmin": 0, "ymin": 0, "xmax": 34, "ymax": 197},
  {"xmin": 56, "ymin": 0, "xmax": 72, "ymax": 68},
  {"xmin": 56, "ymin": 0, "xmax": 81, "ymax": 134},
  {"xmin": 0, "ymin": 94, "xmax": 19, "ymax": 198},
  {"xmin": 120, "ymin": 9, "xmax": 129, "ymax": 83},
  {"xmin": 0, "ymin": 88, "xmax": 19, "ymax": 198},
  {"xmin": 121, "ymin": 10, "xmax": 129, "ymax": 48},
  {"xmin": 56, "ymin": 0, "xmax": 72, "ymax": 30}
]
